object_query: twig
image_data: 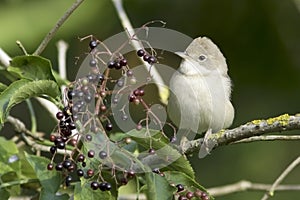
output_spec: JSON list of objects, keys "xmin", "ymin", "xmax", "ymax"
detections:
[
  {"xmin": 111, "ymin": 0, "xmax": 169, "ymax": 105},
  {"xmin": 6, "ymin": 116, "xmax": 71, "ymax": 155},
  {"xmin": 33, "ymin": 0, "xmax": 85, "ymax": 55},
  {"xmin": 207, "ymin": 180, "xmax": 300, "ymax": 197},
  {"xmin": 16, "ymin": 40, "xmax": 28, "ymax": 55},
  {"xmin": 261, "ymin": 156, "xmax": 300, "ymax": 200},
  {"xmin": 182, "ymin": 114, "xmax": 300, "ymax": 154},
  {"xmin": 233, "ymin": 135, "xmax": 300, "ymax": 144},
  {"xmin": 56, "ymin": 40, "xmax": 68, "ymax": 95}
]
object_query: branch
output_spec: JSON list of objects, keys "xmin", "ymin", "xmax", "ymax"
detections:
[
  {"xmin": 33, "ymin": 0, "xmax": 85, "ymax": 55},
  {"xmin": 261, "ymin": 156, "xmax": 300, "ymax": 200},
  {"xmin": 6, "ymin": 116, "xmax": 71, "ymax": 155},
  {"xmin": 207, "ymin": 180, "xmax": 300, "ymax": 197},
  {"xmin": 182, "ymin": 114, "xmax": 300, "ymax": 154},
  {"xmin": 111, "ymin": 0, "xmax": 169, "ymax": 105}
]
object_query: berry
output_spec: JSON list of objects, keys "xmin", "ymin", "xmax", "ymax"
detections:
[
  {"xmin": 137, "ymin": 49, "xmax": 145, "ymax": 57},
  {"xmin": 105, "ymin": 122, "xmax": 113, "ymax": 131},
  {"xmin": 67, "ymin": 90, "xmax": 76, "ymax": 99},
  {"xmin": 117, "ymin": 79, "xmax": 124, "ymax": 87},
  {"xmin": 122, "ymin": 114, "xmax": 128, "ymax": 121},
  {"xmin": 84, "ymin": 95, "xmax": 92, "ymax": 103},
  {"xmin": 178, "ymin": 196, "xmax": 188, "ymax": 200},
  {"xmin": 63, "ymin": 160, "xmax": 72, "ymax": 169},
  {"xmin": 186, "ymin": 191, "xmax": 194, "ymax": 199},
  {"xmin": 68, "ymin": 164, "xmax": 75, "ymax": 172},
  {"xmin": 88, "ymin": 150, "xmax": 95, "ymax": 158},
  {"xmin": 133, "ymin": 89, "xmax": 140, "ymax": 96},
  {"xmin": 65, "ymin": 175, "xmax": 72, "ymax": 187},
  {"xmin": 139, "ymin": 89, "xmax": 145, "ymax": 96},
  {"xmin": 133, "ymin": 98, "xmax": 140, "ymax": 105},
  {"xmin": 49, "ymin": 135, "xmax": 56, "ymax": 142},
  {"xmin": 89, "ymin": 59, "xmax": 97, "ymax": 67},
  {"xmin": 77, "ymin": 154, "xmax": 85, "ymax": 162},
  {"xmin": 97, "ymin": 74, "xmax": 104, "ymax": 82},
  {"xmin": 54, "ymin": 137, "xmax": 63, "ymax": 145},
  {"xmin": 77, "ymin": 169, "xmax": 84, "ymax": 177},
  {"xmin": 105, "ymin": 182, "xmax": 112, "ymax": 190},
  {"xmin": 170, "ymin": 136, "xmax": 177, "ymax": 143},
  {"xmin": 126, "ymin": 70, "xmax": 133, "ymax": 77},
  {"xmin": 68, "ymin": 122, "xmax": 76, "ymax": 130},
  {"xmin": 107, "ymin": 61, "xmax": 115, "ymax": 69},
  {"xmin": 152, "ymin": 168, "xmax": 160, "ymax": 174},
  {"xmin": 56, "ymin": 141, "xmax": 65, "ymax": 149},
  {"xmin": 100, "ymin": 91, "xmax": 106, "ymax": 97},
  {"xmin": 87, "ymin": 169, "xmax": 94, "ymax": 177},
  {"xmin": 91, "ymin": 181, "xmax": 99, "ymax": 190},
  {"xmin": 176, "ymin": 184, "xmax": 184, "ymax": 192},
  {"xmin": 89, "ymin": 40, "xmax": 98, "ymax": 50},
  {"xmin": 61, "ymin": 128, "xmax": 72, "ymax": 137},
  {"xmin": 194, "ymin": 190, "xmax": 202, "ymax": 197},
  {"xmin": 119, "ymin": 58, "xmax": 127, "ymax": 66},
  {"xmin": 120, "ymin": 177, "xmax": 128, "ymax": 185},
  {"xmin": 99, "ymin": 182, "xmax": 107, "ymax": 191},
  {"xmin": 124, "ymin": 137, "xmax": 132, "ymax": 144},
  {"xmin": 127, "ymin": 170, "xmax": 135, "ymax": 179},
  {"xmin": 50, "ymin": 146, "xmax": 57, "ymax": 154},
  {"xmin": 87, "ymin": 74, "xmax": 96, "ymax": 82},
  {"xmin": 136, "ymin": 124, "xmax": 142, "ymax": 130},
  {"xmin": 99, "ymin": 150, "xmax": 107, "ymax": 159},
  {"xmin": 47, "ymin": 163, "xmax": 54, "ymax": 170},
  {"xmin": 114, "ymin": 61, "xmax": 122, "ymax": 70},
  {"xmin": 128, "ymin": 94, "xmax": 136, "ymax": 102},
  {"xmin": 143, "ymin": 54, "xmax": 150, "ymax": 62},
  {"xmin": 70, "ymin": 139, "xmax": 77, "ymax": 146},
  {"xmin": 82, "ymin": 162, "xmax": 87, "ymax": 168},
  {"xmin": 148, "ymin": 148, "xmax": 155, "ymax": 154},
  {"xmin": 129, "ymin": 77, "xmax": 137, "ymax": 84},
  {"xmin": 100, "ymin": 104, "xmax": 107, "ymax": 112},
  {"xmin": 55, "ymin": 163, "xmax": 63, "ymax": 171},
  {"xmin": 147, "ymin": 56, "xmax": 157, "ymax": 64},
  {"xmin": 56, "ymin": 112, "xmax": 64, "ymax": 120},
  {"xmin": 85, "ymin": 134, "xmax": 92, "ymax": 141}
]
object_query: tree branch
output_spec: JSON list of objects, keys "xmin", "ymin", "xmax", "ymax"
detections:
[
  {"xmin": 261, "ymin": 156, "xmax": 300, "ymax": 200},
  {"xmin": 33, "ymin": 0, "xmax": 85, "ymax": 55},
  {"xmin": 182, "ymin": 114, "xmax": 300, "ymax": 154},
  {"xmin": 207, "ymin": 180, "xmax": 300, "ymax": 197}
]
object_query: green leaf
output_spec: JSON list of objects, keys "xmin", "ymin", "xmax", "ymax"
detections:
[
  {"xmin": 164, "ymin": 171, "xmax": 214, "ymax": 200},
  {"xmin": 0, "ymin": 189, "xmax": 10, "ymax": 200},
  {"xmin": 0, "ymin": 136, "xmax": 20, "ymax": 177},
  {"xmin": 127, "ymin": 129, "xmax": 195, "ymax": 178},
  {"xmin": 0, "ymin": 83, "xmax": 7, "ymax": 93},
  {"xmin": 8, "ymin": 55, "xmax": 56, "ymax": 81},
  {"xmin": 144, "ymin": 172, "xmax": 175, "ymax": 200},
  {"xmin": 0, "ymin": 79, "xmax": 60, "ymax": 125},
  {"xmin": 24, "ymin": 153, "xmax": 62, "ymax": 194},
  {"xmin": 74, "ymin": 181, "xmax": 115, "ymax": 200},
  {"xmin": 40, "ymin": 189, "xmax": 69, "ymax": 200}
]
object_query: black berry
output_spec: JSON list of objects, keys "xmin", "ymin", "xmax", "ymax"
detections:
[
  {"xmin": 91, "ymin": 181, "xmax": 99, "ymax": 190},
  {"xmin": 56, "ymin": 112, "xmax": 64, "ymax": 120},
  {"xmin": 50, "ymin": 146, "xmax": 57, "ymax": 154},
  {"xmin": 77, "ymin": 154, "xmax": 85, "ymax": 162},
  {"xmin": 47, "ymin": 163, "xmax": 54, "ymax": 170},
  {"xmin": 114, "ymin": 61, "xmax": 122, "ymax": 70},
  {"xmin": 55, "ymin": 163, "xmax": 63, "ymax": 171},
  {"xmin": 105, "ymin": 122, "xmax": 113, "ymax": 131},
  {"xmin": 137, "ymin": 49, "xmax": 145, "ymax": 57},
  {"xmin": 77, "ymin": 169, "xmax": 84, "ymax": 177},
  {"xmin": 119, "ymin": 58, "xmax": 127, "ymax": 66},
  {"xmin": 56, "ymin": 141, "xmax": 65, "ymax": 149},
  {"xmin": 148, "ymin": 148, "xmax": 155, "ymax": 154},
  {"xmin": 63, "ymin": 160, "xmax": 72, "ymax": 169},
  {"xmin": 88, "ymin": 150, "xmax": 95, "ymax": 158},
  {"xmin": 89, "ymin": 40, "xmax": 98, "ymax": 50},
  {"xmin": 143, "ymin": 54, "xmax": 150, "ymax": 62},
  {"xmin": 107, "ymin": 61, "xmax": 115, "ymax": 69},
  {"xmin": 176, "ymin": 184, "xmax": 184, "ymax": 192},
  {"xmin": 147, "ymin": 56, "xmax": 157, "ymax": 64},
  {"xmin": 99, "ymin": 150, "xmax": 107, "ymax": 159}
]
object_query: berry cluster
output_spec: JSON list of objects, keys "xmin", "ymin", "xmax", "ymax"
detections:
[
  {"xmin": 176, "ymin": 184, "xmax": 210, "ymax": 200},
  {"xmin": 45, "ymin": 34, "xmax": 192, "ymax": 196}
]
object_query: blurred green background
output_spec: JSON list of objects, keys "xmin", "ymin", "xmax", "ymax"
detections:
[{"xmin": 1, "ymin": 0, "xmax": 300, "ymax": 199}]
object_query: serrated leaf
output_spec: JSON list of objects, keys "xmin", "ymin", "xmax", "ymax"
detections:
[
  {"xmin": 0, "ymin": 79, "xmax": 60, "ymax": 125},
  {"xmin": 24, "ymin": 153, "xmax": 62, "ymax": 194},
  {"xmin": 164, "ymin": 171, "xmax": 214, "ymax": 200},
  {"xmin": 8, "ymin": 55, "xmax": 56, "ymax": 81},
  {"xmin": 144, "ymin": 172, "xmax": 175, "ymax": 200},
  {"xmin": 127, "ymin": 129, "xmax": 195, "ymax": 178}
]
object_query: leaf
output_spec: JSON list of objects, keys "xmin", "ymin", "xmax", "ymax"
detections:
[
  {"xmin": 24, "ymin": 153, "xmax": 63, "ymax": 194},
  {"xmin": 144, "ymin": 172, "xmax": 175, "ymax": 200},
  {"xmin": 164, "ymin": 171, "xmax": 214, "ymax": 200},
  {"xmin": 40, "ymin": 189, "xmax": 69, "ymax": 200},
  {"xmin": 74, "ymin": 181, "xmax": 116, "ymax": 200},
  {"xmin": 8, "ymin": 55, "xmax": 56, "ymax": 81},
  {"xmin": 0, "ymin": 189, "xmax": 10, "ymax": 200},
  {"xmin": 127, "ymin": 129, "xmax": 195, "ymax": 178},
  {"xmin": 0, "ymin": 83, "xmax": 7, "ymax": 93},
  {"xmin": 0, "ymin": 79, "xmax": 60, "ymax": 125},
  {"xmin": 0, "ymin": 136, "xmax": 21, "ymax": 177}
]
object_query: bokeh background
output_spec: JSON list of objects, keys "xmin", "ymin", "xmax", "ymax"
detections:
[{"xmin": 1, "ymin": 0, "xmax": 300, "ymax": 199}]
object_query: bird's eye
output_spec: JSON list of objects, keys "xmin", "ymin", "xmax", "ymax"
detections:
[{"xmin": 198, "ymin": 54, "xmax": 207, "ymax": 61}]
